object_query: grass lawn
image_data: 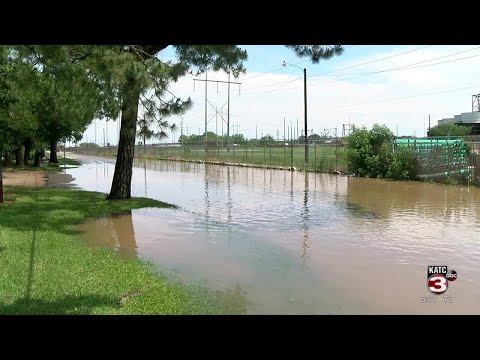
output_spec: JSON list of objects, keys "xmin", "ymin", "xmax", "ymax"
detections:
[
  {"xmin": 0, "ymin": 186, "xmax": 246, "ymax": 315},
  {"xmin": 83, "ymin": 145, "xmax": 348, "ymax": 173}
]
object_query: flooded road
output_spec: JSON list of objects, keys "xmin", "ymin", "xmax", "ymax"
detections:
[{"xmin": 63, "ymin": 153, "xmax": 480, "ymax": 314}]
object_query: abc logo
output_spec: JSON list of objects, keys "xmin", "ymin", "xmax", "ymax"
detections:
[
  {"xmin": 427, "ymin": 274, "xmax": 448, "ymax": 295},
  {"xmin": 446, "ymin": 270, "xmax": 457, "ymax": 281}
]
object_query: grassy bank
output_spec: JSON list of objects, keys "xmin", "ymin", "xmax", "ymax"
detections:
[
  {"xmin": 0, "ymin": 186, "xmax": 246, "ymax": 314},
  {"xmin": 3, "ymin": 156, "xmax": 81, "ymax": 171},
  {"xmin": 75, "ymin": 145, "xmax": 348, "ymax": 173}
]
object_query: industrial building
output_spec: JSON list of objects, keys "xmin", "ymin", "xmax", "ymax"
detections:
[{"xmin": 435, "ymin": 111, "xmax": 480, "ymax": 135}]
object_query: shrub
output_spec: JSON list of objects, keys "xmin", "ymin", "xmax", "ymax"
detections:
[{"xmin": 346, "ymin": 124, "xmax": 418, "ymax": 181}]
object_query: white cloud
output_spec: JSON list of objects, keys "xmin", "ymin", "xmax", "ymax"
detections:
[{"xmin": 82, "ymin": 45, "xmax": 480, "ymax": 145}]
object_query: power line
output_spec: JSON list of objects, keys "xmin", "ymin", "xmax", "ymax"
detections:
[
  {"xmin": 308, "ymin": 46, "xmax": 480, "ymax": 87},
  {"xmin": 241, "ymin": 45, "xmax": 431, "ymax": 91},
  {"xmin": 329, "ymin": 83, "xmax": 480, "ymax": 109},
  {"xmin": 239, "ymin": 48, "xmax": 480, "ymax": 96},
  {"xmin": 239, "ymin": 77, "xmax": 302, "ymax": 91},
  {"xmin": 240, "ymin": 45, "xmax": 357, "ymax": 84},
  {"xmin": 308, "ymin": 45, "xmax": 433, "ymax": 78}
]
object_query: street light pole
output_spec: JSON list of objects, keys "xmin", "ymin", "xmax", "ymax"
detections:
[
  {"xmin": 283, "ymin": 61, "xmax": 308, "ymax": 163},
  {"xmin": 303, "ymin": 67, "xmax": 308, "ymax": 163}
]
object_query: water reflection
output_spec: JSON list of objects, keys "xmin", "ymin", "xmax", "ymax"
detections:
[
  {"xmin": 77, "ymin": 211, "xmax": 137, "ymax": 258},
  {"xmin": 346, "ymin": 177, "xmax": 480, "ymax": 222},
  {"xmin": 144, "ymin": 162, "xmax": 147, "ymax": 198},
  {"xmin": 204, "ymin": 169, "xmax": 210, "ymax": 235},
  {"xmin": 227, "ymin": 167, "xmax": 232, "ymax": 223},
  {"xmin": 301, "ymin": 171, "xmax": 309, "ymax": 264}
]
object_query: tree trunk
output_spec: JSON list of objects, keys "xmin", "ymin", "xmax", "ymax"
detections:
[
  {"xmin": 0, "ymin": 158, "xmax": 3, "ymax": 203},
  {"xmin": 34, "ymin": 150, "xmax": 42, "ymax": 167},
  {"xmin": 107, "ymin": 77, "xmax": 141, "ymax": 200},
  {"xmin": 15, "ymin": 145, "xmax": 24, "ymax": 166},
  {"xmin": 23, "ymin": 138, "xmax": 33, "ymax": 166},
  {"xmin": 0, "ymin": 148, "xmax": 3, "ymax": 203},
  {"xmin": 49, "ymin": 141, "xmax": 58, "ymax": 164},
  {"xmin": 4, "ymin": 150, "xmax": 12, "ymax": 165}
]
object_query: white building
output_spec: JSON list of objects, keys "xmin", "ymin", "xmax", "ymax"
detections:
[{"xmin": 437, "ymin": 111, "xmax": 480, "ymax": 135}]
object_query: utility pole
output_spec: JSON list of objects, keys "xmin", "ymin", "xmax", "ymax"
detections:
[
  {"xmin": 205, "ymin": 70, "xmax": 208, "ymax": 152},
  {"xmin": 227, "ymin": 72, "xmax": 230, "ymax": 151},
  {"xmin": 103, "ymin": 128, "xmax": 106, "ymax": 148},
  {"xmin": 304, "ymin": 68, "xmax": 308, "ymax": 163},
  {"xmin": 428, "ymin": 114, "xmax": 431, "ymax": 137},
  {"xmin": 256, "ymin": 124, "xmax": 258, "ymax": 141},
  {"xmin": 290, "ymin": 119, "xmax": 293, "ymax": 144},
  {"xmin": 106, "ymin": 119, "xmax": 109, "ymax": 146},
  {"xmin": 296, "ymin": 118, "xmax": 299, "ymax": 145},
  {"xmin": 193, "ymin": 72, "xmax": 240, "ymax": 152},
  {"xmin": 283, "ymin": 117, "xmax": 286, "ymax": 146},
  {"xmin": 180, "ymin": 117, "xmax": 184, "ymax": 145},
  {"xmin": 221, "ymin": 111, "xmax": 224, "ymax": 145},
  {"xmin": 94, "ymin": 119, "xmax": 97, "ymax": 145}
]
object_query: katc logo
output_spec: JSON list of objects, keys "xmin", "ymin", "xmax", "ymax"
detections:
[{"xmin": 427, "ymin": 266, "xmax": 457, "ymax": 295}]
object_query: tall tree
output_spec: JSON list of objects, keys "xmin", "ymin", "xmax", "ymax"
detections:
[
  {"xmin": 0, "ymin": 47, "xmax": 11, "ymax": 203},
  {"xmin": 137, "ymin": 112, "xmax": 176, "ymax": 146},
  {"xmin": 105, "ymin": 45, "xmax": 344, "ymax": 200},
  {"xmin": 16, "ymin": 46, "xmax": 121, "ymax": 164}
]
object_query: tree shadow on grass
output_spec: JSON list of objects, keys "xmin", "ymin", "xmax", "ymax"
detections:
[
  {"xmin": 0, "ymin": 295, "xmax": 119, "ymax": 315},
  {"xmin": 0, "ymin": 187, "xmax": 174, "ymax": 236}
]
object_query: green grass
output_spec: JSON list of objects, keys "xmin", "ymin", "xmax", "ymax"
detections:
[
  {"xmin": 80, "ymin": 145, "xmax": 348, "ymax": 173},
  {"xmin": 3, "ymin": 157, "xmax": 81, "ymax": 171},
  {"xmin": 55, "ymin": 157, "xmax": 82, "ymax": 167},
  {"xmin": 0, "ymin": 186, "xmax": 247, "ymax": 315}
]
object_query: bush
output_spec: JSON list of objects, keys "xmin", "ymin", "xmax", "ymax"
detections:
[
  {"xmin": 386, "ymin": 147, "xmax": 417, "ymax": 180},
  {"xmin": 346, "ymin": 124, "xmax": 418, "ymax": 181}
]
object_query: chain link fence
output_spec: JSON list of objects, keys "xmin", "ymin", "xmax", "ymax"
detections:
[
  {"xmin": 72, "ymin": 141, "xmax": 347, "ymax": 174},
  {"xmin": 71, "ymin": 136, "xmax": 480, "ymax": 186}
]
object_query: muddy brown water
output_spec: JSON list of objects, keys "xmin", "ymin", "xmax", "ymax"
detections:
[{"xmin": 58, "ymin": 153, "xmax": 480, "ymax": 314}]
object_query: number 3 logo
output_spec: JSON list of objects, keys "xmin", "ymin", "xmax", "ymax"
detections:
[{"xmin": 428, "ymin": 274, "xmax": 448, "ymax": 295}]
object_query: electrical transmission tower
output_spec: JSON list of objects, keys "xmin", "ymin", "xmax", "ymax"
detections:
[
  {"xmin": 193, "ymin": 71, "xmax": 241, "ymax": 152},
  {"xmin": 179, "ymin": 117, "xmax": 184, "ymax": 145},
  {"xmin": 342, "ymin": 123, "xmax": 352, "ymax": 138},
  {"xmin": 472, "ymin": 94, "xmax": 480, "ymax": 112}
]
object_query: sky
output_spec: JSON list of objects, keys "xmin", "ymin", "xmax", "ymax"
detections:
[{"xmin": 80, "ymin": 45, "xmax": 480, "ymax": 146}]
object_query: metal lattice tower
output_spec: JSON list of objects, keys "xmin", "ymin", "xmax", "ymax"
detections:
[
  {"xmin": 193, "ymin": 72, "xmax": 241, "ymax": 152},
  {"xmin": 472, "ymin": 94, "xmax": 480, "ymax": 112},
  {"xmin": 342, "ymin": 123, "xmax": 352, "ymax": 138}
]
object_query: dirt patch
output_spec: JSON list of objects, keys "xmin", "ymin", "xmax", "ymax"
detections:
[{"xmin": 2, "ymin": 170, "xmax": 48, "ymax": 187}]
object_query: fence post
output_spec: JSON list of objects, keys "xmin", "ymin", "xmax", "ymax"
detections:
[{"xmin": 291, "ymin": 143, "xmax": 293, "ymax": 168}]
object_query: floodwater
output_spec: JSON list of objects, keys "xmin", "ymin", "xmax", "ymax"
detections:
[{"xmin": 62, "ymin": 153, "xmax": 480, "ymax": 314}]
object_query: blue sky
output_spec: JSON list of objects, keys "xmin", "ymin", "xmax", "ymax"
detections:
[{"xmin": 82, "ymin": 45, "xmax": 480, "ymax": 145}]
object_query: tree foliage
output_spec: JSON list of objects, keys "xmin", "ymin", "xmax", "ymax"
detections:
[
  {"xmin": 346, "ymin": 124, "xmax": 418, "ymax": 180},
  {"xmin": 2, "ymin": 45, "xmax": 347, "ymax": 199},
  {"xmin": 428, "ymin": 123, "xmax": 471, "ymax": 137}
]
